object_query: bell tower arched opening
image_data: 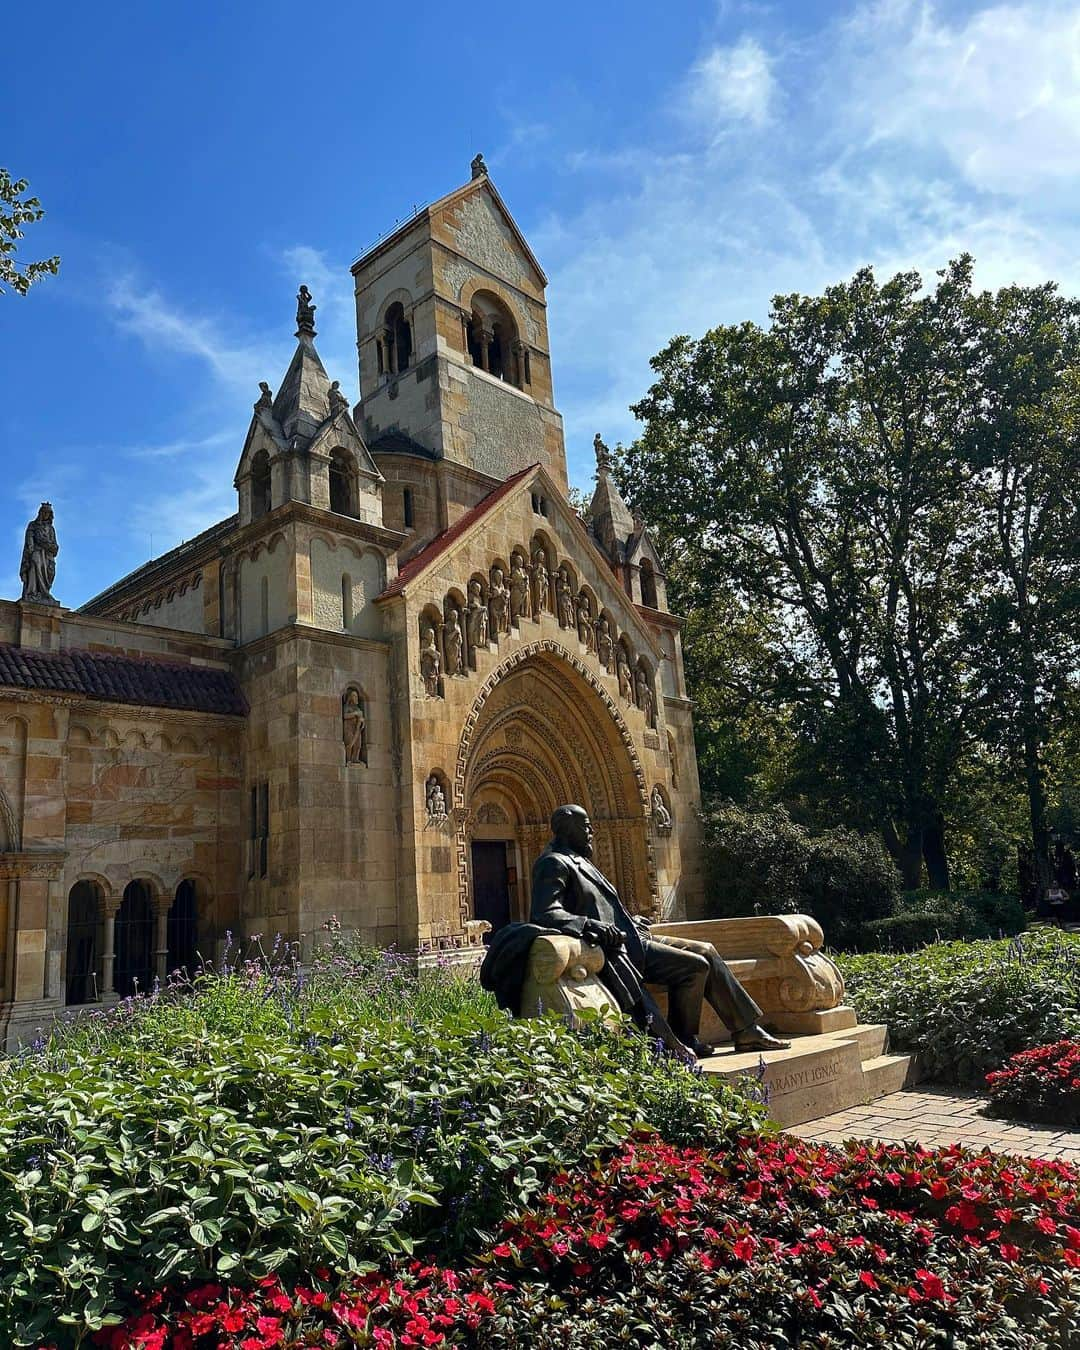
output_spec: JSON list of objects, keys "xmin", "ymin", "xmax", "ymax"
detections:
[{"xmin": 457, "ymin": 643, "xmax": 654, "ymax": 935}]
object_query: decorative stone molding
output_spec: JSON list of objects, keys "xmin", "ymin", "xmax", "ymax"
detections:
[{"xmin": 0, "ymin": 851, "xmax": 65, "ymax": 881}]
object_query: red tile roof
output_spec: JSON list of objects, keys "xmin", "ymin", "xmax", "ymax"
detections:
[
  {"xmin": 378, "ymin": 464, "xmax": 536, "ymax": 599},
  {"xmin": 0, "ymin": 644, "xmax": 247, "ymax": 716}
]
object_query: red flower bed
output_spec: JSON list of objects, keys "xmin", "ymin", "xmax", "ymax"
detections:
[
  {"xmin": 987, "ymin": 1040, "xmax": 1080, "ymax": 1127},
  {"xmin": 70, "ymin": 1134, "xmax": 1080, "ymax": 1348}
]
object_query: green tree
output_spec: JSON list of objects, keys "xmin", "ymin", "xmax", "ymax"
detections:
[
  {"xmin": 1, "ymin": 169, "xmax": 60, "ymax": 295},
  {"xmin": 963, "ymin": 283, "xmax": 1080, "ymax": 896},
  {"xmin": 623, "ymin": 260, "xmax": 986, "ymax": 888}
]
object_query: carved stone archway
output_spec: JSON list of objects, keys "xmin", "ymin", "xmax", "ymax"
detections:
[{"xmin": 454, "ymin": 641, "xmax": 656, "ymax": 929}]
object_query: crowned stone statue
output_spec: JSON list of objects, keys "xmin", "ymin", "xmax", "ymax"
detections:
[{"xmin": 20, "ymin": 503, "xmax": 59, "ymax": 605}]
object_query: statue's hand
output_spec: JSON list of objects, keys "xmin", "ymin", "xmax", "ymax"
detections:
[{"xmin": 583, "ymin": 920, "xmax": 624, "ymax": 953}]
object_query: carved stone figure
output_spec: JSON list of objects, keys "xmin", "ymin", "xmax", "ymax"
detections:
[
  {"xmin": 532, "ymin": 552, "xmax": 549, "ymax": 619},
  {"xmin": 555, "ymin": 568, "xmax": 574, "ymax": 629},
  {"xmin": 255, "ymin": 381, "xmax": 273, "ymax": 409},
  {"xmin": 420, "ymin": 626, "xmax": 441, "ymax": 696},
  {"xmin": 489, "ymin": 567, "xmax": 509, "ymax": 636},
  {"xmin": 296, "ymin": 285, "xmax": 316, "ymax": 334},
  {"xmin": 667, "ymin": 731, "xmax": 680, "ymax": 789},
  {"xmin": 342, "ymin": 688, "xmax": 367, "ymax": 765},
  {"xmin": 635, "ymin": 669, "xmax": 655, "ymax": 726},
  {"xmin": 19, "ymin": 503, "xmax": 58, "ymax": 605},
  {"xmin": 328, "ymin": 380, "xmax": 349, "ymax": 415},
  {"xmin": 443, "ymin": 608, "xmax": 464, "ymax": 676},
  {"xmin": 593, "ymin": 432, "xmax": 612, "ymax": 473},
  {"xmin": 509, "ymin": 554, "xmax": 529, "ymax": 625},
  {"xmin": 576, "ymin": 592, "xmax": 594, "ymax": 650},
  {"xmin": 595, "ymin": 616, "xmax": 613, "ymax": 672},
  {"xmin": 617, "ymin": 650, "xmax": 634, "ymax": 703},
  {"xmin": 426, "ymin": 776, "xmax": 448, "ymax": 824},
  {"xmin": 471, "ymin": 152, "xmax": 488, "ymax": 179},
  {"xmin": 651, "ymin": 786, "xmax": 672, "ymax": 833},
  {"xmin": 467, "ymin": 580, "xmax": 489, "ymax": 652},
  {"xmin": 516, "ymin": 804, "xmax": 789, "ymax": 1055}
]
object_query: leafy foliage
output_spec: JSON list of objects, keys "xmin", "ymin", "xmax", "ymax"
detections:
[
  {"xmin": 88, "ymin": 1134, "xmax": 1080, "ymax": 1348},
  {"xmin": 0, "ymin": 170, "xmax": 59, "ymax": 295},
  {"xmin": 1, "ymin": 944, "xmax": 763, "ymax": 1344},
  {"xmin": 621, "ymin": 259, "xmax": 1080, "ymax": 894},
  {"xmin": 701, "ymin": 801, "xmax": 898, "ymax": 946},
  {"xmin": 987, "ymin": 1041, "xmax": 1080, "ymax": 1128},
  {"xmin": 861, "ymin": 890, "xmax": 1028, "ymax": 952},
  {"xmin": 838, "ymin": 929, "xmax": 1080, "ymax": 1086}
]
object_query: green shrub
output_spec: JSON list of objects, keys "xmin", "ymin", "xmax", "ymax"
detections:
[
  {"xmin": 0, "ymin": 958, "xmax": 764, "ymax": 1344},
  {"xmin": 837, "ymin": 928, "xmax": 1080, "ymax": 1087},
  {"xmin": 701, "ymin": 801, "xmax": 898, "ymax": 944},
  {"xmin": 861, "ymin": 889, "xmax": 1028, "ymax": 951}
]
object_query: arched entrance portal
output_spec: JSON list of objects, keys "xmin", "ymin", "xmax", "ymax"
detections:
[{"xmin": 457, "ymin": 643, "xmax": 655, "ymax": 933}]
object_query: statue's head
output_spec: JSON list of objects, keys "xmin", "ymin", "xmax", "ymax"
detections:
[
  {"xmin": 551, "ymin": 803, "xmax": 592, "ymax": 857},
  {"xmin": 491, "ymin": 566, "xmax": 503, "ymax": 584},
  {"xmin": 40, "ymin": 502, "xmax": 53, "ymax": 521},
  {"xmin": 344, "ymin": 688, "xmax": 360, "ymax": 707}
]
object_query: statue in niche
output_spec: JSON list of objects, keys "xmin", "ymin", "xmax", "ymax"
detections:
[
  {"xmin": 328, "ymin": 380, "xmax": 349, "ymax": 415},
  {"xmin": 651, "ymin": 785, "xmax": 673, "ymax": 834},
  {"xmin": 555, "ymin": 568, "xmax": 574, "ymax": 629},
  {"xmin": 635, "ymin": 669, "xmax": 655, "ymax": 726},
  {"xmin": 20, "ymin": 502, "xmax": 59, "ymax": 605},
  {"xmin": 532, "ymin": 551, "xmax": 549, "ymax": 619},
  {"xmin": 443, "ymin": 608, "xmax": 464, "ymax": 676},
  {"xmin": 342, "ymin": 688, "xmax": 367, "ymax": 765},
  {"xmin": 576, "ymin": 592, "xmax": 594, "ymax": 651},
  {"xmin": 489, "ymin": 566, "xmax": 509, "ymax": 635},
  {"xmin": 426, "ymin": 776, "xmax": 448, "ymax": 824},
  {"xmin": 420, "ymin": 626, "xmax": 441, "ymax": 696},
  {"xmin": 509, "ymin": 553, "xmax": 529, "ymax": 625},
  {"xmin": 617, "ymin": 650, "xmax": 634, "ymax": 703},
  {"xmin": 467, "ymin": 579, "xmax": 489, "ymax": 652},
  {"xmin": 595, "ymin": 616, "xmax": 613, "ymax": 672}
]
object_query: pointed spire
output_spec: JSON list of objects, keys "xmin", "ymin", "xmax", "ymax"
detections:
[
  {"xmin": 296, "ymin": 284, "xmax": 317, "ymax": 339},
  {"xmin": 589, "ymin": 432, "xmax": 636, "ymax": 564}
]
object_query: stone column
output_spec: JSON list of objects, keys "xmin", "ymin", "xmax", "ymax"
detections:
[
  {"xmin": 153, "ymin": 900, "xmax": 170, "ymax": 985},
  {"xmin": 476, "ymin": 327, "xmax": 492, "ymax": 373},
  {"xmin": 102, "ymin": 900, "xmax": 119, "ymax": 998},
  {"xmin": 512, "ymin": 340, "xmax": 527, "ymax": 389}
]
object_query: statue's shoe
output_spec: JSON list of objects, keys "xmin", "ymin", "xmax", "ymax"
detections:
[
  {"xmin": 732, "ymin": 1026, "xmax": 791, "ymax": 1052},
  {"xmin": 688, "ymin": 1036, "xmax": 718, "ymax": 1059}
]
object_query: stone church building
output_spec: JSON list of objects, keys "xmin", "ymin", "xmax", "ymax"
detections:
[{"xmin": 0, "ymin": 162, "xmax": 702, "ymax": 1046}]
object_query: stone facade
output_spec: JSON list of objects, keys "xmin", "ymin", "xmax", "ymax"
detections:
[{"xmin": 0, "ymin": 165, "xmax": 705, "ymax": 1045}]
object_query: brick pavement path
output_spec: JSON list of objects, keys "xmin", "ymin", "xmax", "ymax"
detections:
[{"xmin": 794, "ymin": 1085, "xmax": 1080, "ymax": 1162}]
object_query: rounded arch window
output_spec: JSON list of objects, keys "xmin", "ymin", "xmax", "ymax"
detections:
[
  {"xmin": 168, "ymin": 880, "xmax": 200, "ymax": 978},
  {"xmin": 251, "ymin": 450, "xmax": 271, "ymax": 519},
  {"xmin": 466, "ymin": 291, "xmax": 523, "ymax": 387},
  {"xmin": 66, "ymin": 881, "xmax": 103, "ymax": 1006},
  {"xmin": 329, "ymin": 447, "xmax": 357, "ymax": 516},
  {"xmin": 639, "ymin": 558, "xmax": 658, "ymax": 609},
  {"xmin": 384, "ymin": 301, "xmax": 412, "ymax": 374},
  {"xmin": 115, "ymin": 880, "xmax": 155, "ymax": 997}
]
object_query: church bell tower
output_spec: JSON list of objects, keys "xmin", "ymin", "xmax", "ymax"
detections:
[{"xmin": 351, "ymin": 157, "xmax": 567, "ymax": 550}]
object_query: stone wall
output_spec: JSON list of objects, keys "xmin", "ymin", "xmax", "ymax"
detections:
[
  {"xmin": 124, "ymin": 573, "xmax": 206, "ymax": 634},
  {"xmin": 309, "ymin": 537, "xmax": 385, "ymax": 639},
  {"xmin": 237, "ymin": 629, "xmax": 398, "ymax": 951},
  {"xmin": 238, "ymin": 536, "xmax": 291, "ymax": 644}
]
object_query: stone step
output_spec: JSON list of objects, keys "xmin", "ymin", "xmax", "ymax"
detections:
[
  {"xmin": 846, "ymin": 1022, "xmax": 889, "ymax": 1060},
  {"xmin": 861, "ymin": 1052, "xmax": 917, "ymax": 1098},
  {"xmin": 700, "ymin": 1026, "xmax": 915, "ymax": 1128}
]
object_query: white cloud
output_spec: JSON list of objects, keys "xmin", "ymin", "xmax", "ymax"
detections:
[
  {"xmin": 685, "ymin": 36, "xmax": 776, "ymax": 134},
  {"xmin": 107, "ymin": 273, "xmax": 286, "ymax": 396},
  {"xmin": 848, "ymin": 1, "xmax": 1080, "ymax": 195},
  {"xmin": 544, "ymin": 1, "xmax": 1080, "ymax": 492}
]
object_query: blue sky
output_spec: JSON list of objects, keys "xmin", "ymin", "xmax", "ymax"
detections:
[{"xmin": 5, "ymin": 0, "xmax": 1080, "ymax": 605}]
